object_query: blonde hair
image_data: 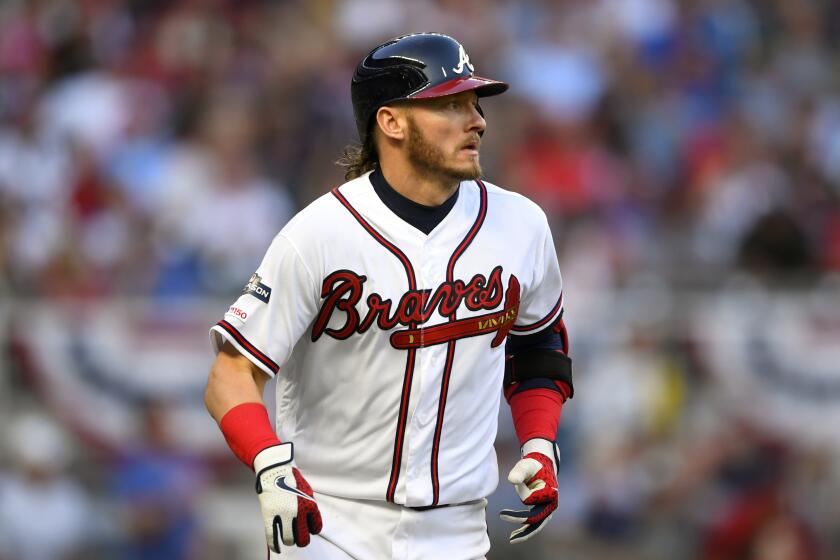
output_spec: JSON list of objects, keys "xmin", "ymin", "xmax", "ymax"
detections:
[{"xmin": 337, "ymin": 138, "xmax": 379, "ymax": 180}]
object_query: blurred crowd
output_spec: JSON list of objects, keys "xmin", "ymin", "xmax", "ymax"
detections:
[
  {"xmin": 2, "ymin": 0, "xmax": 839, "ymax": 299},
  {"xmin": 1, "ymin": 0, "xmax": 840, "ymax": 559}
]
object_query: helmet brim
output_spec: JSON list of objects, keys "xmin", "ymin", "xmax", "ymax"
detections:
[{"xmin": 410, "ymin": 75, "xmax": 509, "ymax": 100}]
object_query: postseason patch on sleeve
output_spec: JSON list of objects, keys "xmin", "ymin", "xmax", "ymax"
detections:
[{"xmin": 243, "ymin": 273, "xmax": 272, "ymax": 303}]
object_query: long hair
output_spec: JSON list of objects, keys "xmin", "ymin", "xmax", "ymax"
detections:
[{"xmin": 337, "ymin": 137, "xmax": 379, "ymax": 181}]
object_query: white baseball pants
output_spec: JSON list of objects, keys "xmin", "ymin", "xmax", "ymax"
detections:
[{"xmin": 269, "ymin": 492, "xmax": 489, "ymax": 559}]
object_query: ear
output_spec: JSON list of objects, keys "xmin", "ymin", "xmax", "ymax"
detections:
[{"xmin": 375, "ymin": 106, "xmax": 407, "ymax": 141}]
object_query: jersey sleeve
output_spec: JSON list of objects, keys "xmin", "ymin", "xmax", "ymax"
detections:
[
  {"xmin": 511, "ymin": 216, "xmax": 564, "ymax": 336},
  {"xmin": 209, "ymin": 233, "xmax": 319, "ymax": 377}
]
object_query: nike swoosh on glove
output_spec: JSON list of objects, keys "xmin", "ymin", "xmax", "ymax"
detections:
[
  {"xmin": 254, "ymin": 443, "xmax": 323, "ymax": 552},
  {"xmin": 499, "ymin": 438, "xmax": 560, "ymax": 543}
]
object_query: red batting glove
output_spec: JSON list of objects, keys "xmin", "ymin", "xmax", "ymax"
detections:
[{"xmin": 499, "ymin": 438, "xmax": 560, "ymax": 543}]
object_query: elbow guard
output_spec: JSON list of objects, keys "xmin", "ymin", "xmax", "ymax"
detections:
[{"xmin": 504, "ymin": 349, "xmax": 574, "ymax": 398}]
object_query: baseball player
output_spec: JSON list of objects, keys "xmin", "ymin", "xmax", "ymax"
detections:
[{"xmin": 205, "ymin": 33, "xmax": 573, "ymax": 559}]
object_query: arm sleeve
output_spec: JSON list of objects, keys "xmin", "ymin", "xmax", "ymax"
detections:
[
  {"xmin": 209, "ymin": 233, "xmax": 320, "ymax": 377},
  {"xmin": 510, "ymin": 215, "xmax": 564, "ymax": 336},
  {"xmin": 507, "ymin": 389, "xmax": 565, "ymax": 445}
]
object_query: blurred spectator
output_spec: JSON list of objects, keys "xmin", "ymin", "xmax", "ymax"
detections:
[
  {"xmin": 738, "ymin": 209, "xmax": 814, "ymax": 278},
  {"xmin": 696, "ymin": 429, "xmax": 818, "ymax": 560},
  {"xmin": 0, "ymin": 412, "xmax": 93, "ymax": 560},
  {"xmin": 107, "ymin": 399, "xmax": 207, "ymax": 560},
  {"xmin": 152, "ymin": 88, "xmax": 294, "ymax": 295}
]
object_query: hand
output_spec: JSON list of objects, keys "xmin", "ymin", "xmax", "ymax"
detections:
[
  {"xmin": 499, "ymin": 438, "xmax": 559, "ymax": 543},
  {"xmin": 254, "ymin": 443, "xmax": 323, "ymax": 552}
]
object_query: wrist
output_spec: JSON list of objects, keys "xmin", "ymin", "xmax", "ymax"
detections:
[
  {"xmin": 219, "ymin": 402, "xmax": 282, "ymax": 469},
  {"xmin": 521, "ymin": 438, "xmax": 559, "ymax": 472},
  {"xmin": 253, "ymin": 442, "xmax": 293, "ymax": 475}
]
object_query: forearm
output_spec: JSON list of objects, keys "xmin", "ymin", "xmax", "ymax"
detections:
[
  {"xmin": 206, "ymin": 341, "xmax": 279, "ymax": 468},
  {"xmin": 507, "ymin": 387, "xmax": 565, "ymax": 445},
  {"xmin": 207, "ymin": 345, "xmax": 322, "ymax": 550},
  {"xmin": 205, "ymin": 341, "xmax": 268, "ymax": 422}
]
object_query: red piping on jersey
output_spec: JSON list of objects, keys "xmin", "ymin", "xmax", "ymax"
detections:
[
  {"xmin": 331, "ymin": 186, "xmax": 418, "ymax": 503},
  {"xmin": 510, "ymin": 292, "xmax": 564, "ymax": 333},
  {"xmin": 216, "ymin": 320, "xmax": 279, "ymax": 374},
  {"xmin": 554, "ymin": 317, "xmax": 570, "ymax": 354},
  {"xmin": 429, "ymin": 179, "xmax": 488, "ymax": 505}
]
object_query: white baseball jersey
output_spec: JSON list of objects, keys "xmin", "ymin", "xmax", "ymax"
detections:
[{"xmin": 210, "ymin": 171, "xmax": 563, "ymax": 507}]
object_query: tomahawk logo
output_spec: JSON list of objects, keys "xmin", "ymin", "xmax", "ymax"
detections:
[{"xmin": 452, "ymin": 44, "xmax": 474, "ymax": 74}]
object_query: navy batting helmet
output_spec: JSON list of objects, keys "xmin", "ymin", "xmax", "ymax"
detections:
[{"xmin": 351, "ymin": 33, "xmax": 508, "ymax": 144}]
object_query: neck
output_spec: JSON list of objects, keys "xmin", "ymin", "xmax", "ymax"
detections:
[{"xmin": 378, "ymin": 159, "xmax": 460, "ymax": 207}]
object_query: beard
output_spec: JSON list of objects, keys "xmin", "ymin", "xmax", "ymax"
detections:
[{"xmin": 405, "ymin": 116, "xmax": 482, "ymax": 182}]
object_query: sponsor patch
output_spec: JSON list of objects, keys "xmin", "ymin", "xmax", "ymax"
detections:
[
  {"xmin": 243, "ymin": 273, "xmax": 271, "ymax": 303},
  {"xmin": 228, "ymin": 306, "xmax": 248, "ymax": 320}
]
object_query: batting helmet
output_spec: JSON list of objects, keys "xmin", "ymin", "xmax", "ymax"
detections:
[{"xmin": 351, "ymin": 33, "xmax": 509, "ymax": 144}]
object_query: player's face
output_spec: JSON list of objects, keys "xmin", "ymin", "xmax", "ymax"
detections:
[{"xmin": 404, "ymin": 90, "xmax": 486, "ymax": 181}]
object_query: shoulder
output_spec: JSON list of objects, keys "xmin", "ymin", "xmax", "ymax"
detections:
[
  {"xmin": 478, "ymin": 179, "xmax": 550, "ymax": 230},
  {"xmin": 279, "ymin": 175, "xmax": 371, "ymax": 241}
]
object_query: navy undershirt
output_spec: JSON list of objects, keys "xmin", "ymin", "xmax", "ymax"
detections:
[{"xmin": 369, "ymin": 168, "xmax": 459, "ymax": 235}]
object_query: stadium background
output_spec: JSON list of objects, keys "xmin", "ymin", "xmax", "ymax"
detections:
[{"xmin": 1, "ymin": 0, "xmax": 839, "ymax": 558}]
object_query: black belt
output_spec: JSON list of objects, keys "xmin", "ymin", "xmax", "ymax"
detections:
[
  {"xmin": 406, "ymin": 498, "xmax": 483, "ymax": 512},
  {"xmin": 407, "ymin": 504, "xmax": 452, "ymax": 512}
]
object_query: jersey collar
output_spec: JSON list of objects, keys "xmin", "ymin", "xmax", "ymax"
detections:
[{"xmin": 369, "ymin": 168, "xmax": 460, "ymax": 235}]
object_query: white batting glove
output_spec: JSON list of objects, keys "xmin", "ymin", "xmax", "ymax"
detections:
[
  {"xmin": 253, "ymin": 443, "xmax": 323, "ymax": 552},
  {"xmin": 499, "ymin": 438, "xmax": 560, "ymax": 543}
]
